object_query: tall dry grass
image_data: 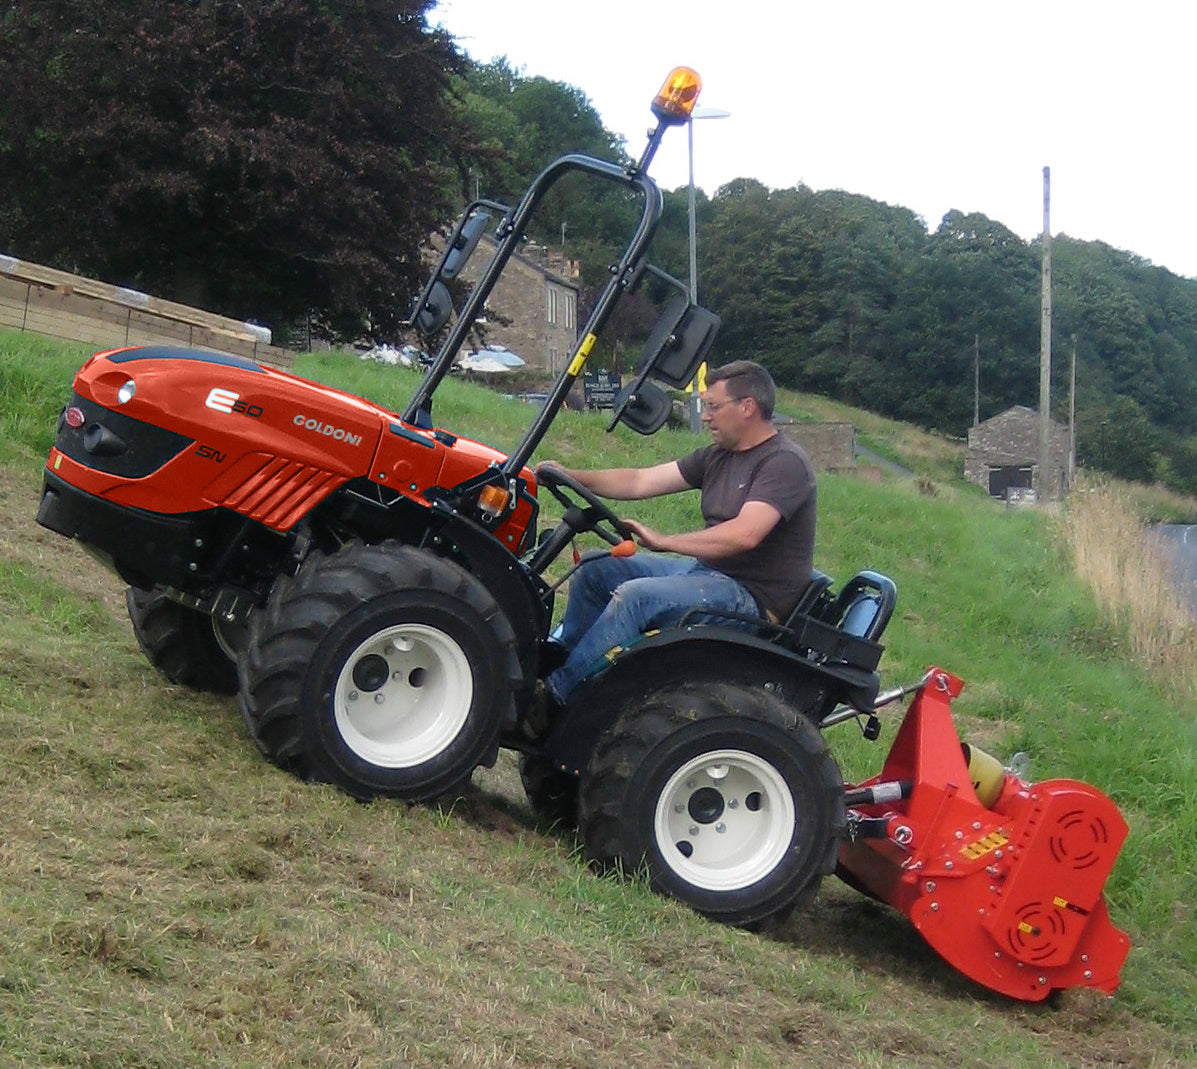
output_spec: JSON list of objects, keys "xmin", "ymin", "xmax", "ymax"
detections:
[{"xmin": 1057, "ymin": 473, "xmax": 1197, "ymax": 696}]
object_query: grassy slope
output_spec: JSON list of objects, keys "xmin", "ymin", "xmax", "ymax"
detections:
[{"xmin": 1, "ymin": 330, "xmax": 1194, "ymax": 1067}]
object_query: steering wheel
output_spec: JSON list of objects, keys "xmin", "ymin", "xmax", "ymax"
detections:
[{"xmin": 536, "ymin": 464, "xmax": 635, "ymax": 549}]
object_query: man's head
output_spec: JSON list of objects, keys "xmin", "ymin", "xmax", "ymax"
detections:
[{"xmin": 701, "ymin": 360, "xmax": 777, "ymax": 450}]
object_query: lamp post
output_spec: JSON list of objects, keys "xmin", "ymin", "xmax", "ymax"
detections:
[{"xmin": 687, "ymin": 106, "xmax": 730, "ymax": 431}]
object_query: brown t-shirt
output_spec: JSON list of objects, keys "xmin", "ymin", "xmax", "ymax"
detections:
[{"xmin": 676, "ymin": 432, "xmax": 816, "ymax": 620}]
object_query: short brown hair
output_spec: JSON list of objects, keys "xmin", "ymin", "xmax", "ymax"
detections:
[{"xmin": 706, "ymin": 360, "xmax": 776, "ymax": 420}]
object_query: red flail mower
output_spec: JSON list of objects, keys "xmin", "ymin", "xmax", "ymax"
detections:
[{"xmin": 837, "ymin": 667, "xmax": 1129, "ymax": 1001}]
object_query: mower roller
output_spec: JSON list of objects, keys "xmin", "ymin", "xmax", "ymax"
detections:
[{"xmin": 34, "ymin": 65, "xmax": 1131, "ymax": 1002}]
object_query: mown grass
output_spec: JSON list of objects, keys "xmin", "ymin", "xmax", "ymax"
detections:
[{"xmin": 2, "ymin": 328, "xmax": 1195, "ymax": 1067}]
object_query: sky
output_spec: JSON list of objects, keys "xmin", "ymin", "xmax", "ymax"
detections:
[{"xmin": 432, "ymin": 0, "xmax": 1196, "ymax": 279}]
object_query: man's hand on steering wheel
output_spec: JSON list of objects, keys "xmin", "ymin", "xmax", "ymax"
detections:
[
  {"xmin": 620, "ymin": 518, "xmax": 668, "ymax": 552},
  {"xmin": 534, "ymin": 462, "xmax": 635, "ymax": 550}
]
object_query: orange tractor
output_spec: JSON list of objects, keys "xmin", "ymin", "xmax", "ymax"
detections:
[{"xmin": 36, "ymin": 68, "xmax": 1128, "ymax": 1001}]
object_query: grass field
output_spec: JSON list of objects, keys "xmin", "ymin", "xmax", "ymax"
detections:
[{"xmin": 1, "ymin": 329, "xmax": 1194, "ymax": 1067}]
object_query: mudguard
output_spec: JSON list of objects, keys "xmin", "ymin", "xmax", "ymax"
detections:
[{"xmin": 545, "ymin": 625, "xmax": 880, "ymax": 775}]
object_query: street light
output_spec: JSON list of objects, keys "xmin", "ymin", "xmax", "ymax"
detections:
[{"xmin": 687, "ymin": 105, "xmax": 730, "ymax": 431}]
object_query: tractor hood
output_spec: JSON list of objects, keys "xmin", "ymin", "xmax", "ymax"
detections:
[{"xmin": 48, "ymin": 346, "xmax": 527, "ymax": 535}]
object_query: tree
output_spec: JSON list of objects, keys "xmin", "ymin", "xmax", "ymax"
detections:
[
  {"xmin": 451, "ymin": 60, "xmax": 638, "ymax": 285},
  {"xmin": 0, "ymin": 0, "xmax": 465, "ymax": 340}
]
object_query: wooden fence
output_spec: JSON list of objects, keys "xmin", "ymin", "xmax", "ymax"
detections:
[{"xmin": 0, "ymin": 253, "xmax": 294, "ymax": 369}]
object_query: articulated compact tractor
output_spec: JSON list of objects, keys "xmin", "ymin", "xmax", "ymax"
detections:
[{"xmin": 36, "ymin": 68, "xmax": 1129, "ymax": 1001}]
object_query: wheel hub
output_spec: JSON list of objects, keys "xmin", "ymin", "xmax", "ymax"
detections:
[
  {"xmin": 687, "ymin": 785, "xmax": 725, "ymax": 825},
  {"xmin": 333, "ymin": 623, "xmax": 473, "ymax": 769},
  {"xmin": 654, "ymin": 748, "xmax": 797, "ymax": 892},
  {"xmin": 351, "ymin": 653, "xmax": 390, "ymax": 692}
]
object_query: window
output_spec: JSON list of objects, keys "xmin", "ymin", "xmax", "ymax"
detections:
[{"xmin": 547, "ymin": 287, "xmax": 558, "ymax": 325}]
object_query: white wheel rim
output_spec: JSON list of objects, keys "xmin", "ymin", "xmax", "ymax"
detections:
[
  {"xmin": 653, "ymin": 748, "xmax": 796, "ymax": 891},
  {"xmin": 333, "ymin": 623, "xmax": 473, "ymax": 768}
]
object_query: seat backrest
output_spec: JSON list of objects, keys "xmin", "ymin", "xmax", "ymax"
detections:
[
  {"xmin": 830, "ymin": 571, "xmax": 897, "ymax": 643},
  {"xmin": 840, "ymin": 593, "xmax": 882, "ymax": 637},
  {"xmin": 782, "ymin": 569, "xmax": 834, "ymax": 628}
]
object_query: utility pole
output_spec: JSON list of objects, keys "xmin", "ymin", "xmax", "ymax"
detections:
[
  {"xmin": 1069, "ymin": 334, "xmax": 1077, "ymax": 487},
  {"xmin": 973, "ymin": 333, "xmax": 980, "ymax": 427},
  {"xmin": 1038, "ymin": 166, "xmax": 1053, "ymax": 500}
]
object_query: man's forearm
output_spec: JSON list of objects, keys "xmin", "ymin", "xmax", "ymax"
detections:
[
  {"xmin": 626, "ymin": 501, "xmax": 781, "ymax": 559},
  {"xmin": 539, "ymin": 460, "xmax": 686, "ymax": 501},
  {"xmin": 635, "ymin": 520, "xmax": 758, "ymax": 560},
  {"xmin": 562, "ymin": 467, "xmax": 646, "ymax": 500}
]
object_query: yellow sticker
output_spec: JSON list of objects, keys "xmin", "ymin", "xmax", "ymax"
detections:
[
  {"xmin": 53, "ymin": 453, "xmax": 62, "ymax": 470},
  {"xmin": 1053, "ymin": 896, "xmax": 1069, "ymax": 910},
  {"xmin": 566, "ymin": 333, "xmax": 597, "ymax": 378},
  {"xmin": 959, "ymin": 830, "xmax": 1009, "ymax": 861}
]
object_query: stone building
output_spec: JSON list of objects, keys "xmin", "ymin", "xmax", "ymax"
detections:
[
  {"xmin": 456, "ymin": 237, "xmax": 581, "ymax": 372},
  {"xmin": 965, "ymin": 405, "xmax": 1070, "ymax": 501}
]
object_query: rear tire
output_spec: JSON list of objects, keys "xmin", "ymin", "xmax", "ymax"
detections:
[
  {"xmin": 578, "ymin": 682, "xmax": 845, "ymax": 928},
  {"xmin": 126, "ymin": 586, "xmax": 244, "ymax": 695},
  {"xmin": 239, "ymin": 541, "xmax": 520, "ymax": 801}
]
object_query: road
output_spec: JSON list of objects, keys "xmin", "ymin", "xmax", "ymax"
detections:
[{"xmin": 1151, "ymin": 524, "xmax": 1197, "ymax": 615}]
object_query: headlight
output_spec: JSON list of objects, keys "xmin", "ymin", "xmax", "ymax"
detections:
[{"xmin": 117, "ymin": 379, "xmax": 136, "ymax": 404}]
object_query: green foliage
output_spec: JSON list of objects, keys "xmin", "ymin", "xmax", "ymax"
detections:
[
  {"xmin": 0, "ymin": 0, "xmax": 464, "ymax": 339},
  {"xmin": 695, "ymin": 181, "xmax": 1197, "ymax": 490},
  {"xmin": 451, "ymin": 58, "xmax": 641, "ymax": 286},
  {"xmin": 0, "ymin": 331, "xmax": 91, "ymax": 463}
]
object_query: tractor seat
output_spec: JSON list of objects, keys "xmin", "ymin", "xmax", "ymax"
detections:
[
  {"xmin": 775, "ymin": 568, "xmax": 896, "ymax": 672},
  {"xmin": 828, "ymin": 571, "xmax": 896, "ymax": 642},
  {"xmin": 780, "ymin": 569, "xmax": 834, "ymax": 628}
]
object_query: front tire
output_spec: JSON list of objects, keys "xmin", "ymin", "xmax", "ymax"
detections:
[
  {"xmin": 239, "ymin": 541, "xmax": 520, "ymax": 801},
  {"xmin": 578, "ymin": 683, "xmax": 845, "ymax": 928},
  {"xmin": 126, "ymin": 586, "xmax": 245, "ymax": 695}
]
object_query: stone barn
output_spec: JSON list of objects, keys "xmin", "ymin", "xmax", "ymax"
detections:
[{"xmin": 965, "ymin": 405, "xmax": 1070, "ymax": 501}]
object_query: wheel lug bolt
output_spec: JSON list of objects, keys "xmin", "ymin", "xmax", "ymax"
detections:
[
  {"xmin": 374, "ymin": 693, "xmax": 385, "ymax": 704},
  {"xmin": 688, "ymin": 825, "xmax": 699, "ymax": 836},
  {"xmin": 348, "ymin": 691, "xmax": 359, "ymax": 701},
  {"xmin": 674, "ymin": 804, "xmax": 684, "ymax": 814},
  {"xmin": 728, "ymin": 799, "xmax": 739, "ymax": 809},
  {"xmin": 715, "ymin": 823, "xmax": 726, "ymax": 833}
]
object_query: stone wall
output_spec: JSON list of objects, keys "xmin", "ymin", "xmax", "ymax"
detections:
[
  {"xmin": 779, "ymin": 421, "xmax": 855, "ymax": 472},
  {"xmin": 0, "ymin": 253, "xmax": 293, "ymax": 368}
]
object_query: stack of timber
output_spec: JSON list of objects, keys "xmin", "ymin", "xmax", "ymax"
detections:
[{"xmin": 0, "ymin": 253, "xmax": 294, "ymax": 369}]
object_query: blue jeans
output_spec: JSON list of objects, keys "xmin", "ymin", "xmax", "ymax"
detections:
[{"xmin": 545, "ymin": 553, "xmax": 762, "ymax": 702}]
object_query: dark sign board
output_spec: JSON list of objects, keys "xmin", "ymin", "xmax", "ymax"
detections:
[{"xmin": 583, "ymin": 369, "xmax": 621, "ymax": 410}]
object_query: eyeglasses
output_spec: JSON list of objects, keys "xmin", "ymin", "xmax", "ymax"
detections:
[{"xmin": 702, "ymin": 396, "xmax": 748, "ymax": 415}]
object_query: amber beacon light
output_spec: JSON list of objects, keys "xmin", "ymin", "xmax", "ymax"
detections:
[{"xmin": 651, "ymin": 67, "xmax": 702, "ymax": 125}]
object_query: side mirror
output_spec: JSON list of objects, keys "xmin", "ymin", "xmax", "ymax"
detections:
[
  {"xmin": 638, "ymin": 299, "xmax": 721, "ymax": 389},
  {"xmin": 610, "ymin": 381, "xmax": 673, "ymax": 435},
  {"xmin": 414, "ymin": 280, "xmax": 453, "ymax": 336},
  {"xmin": 441, "ymin": 212, "xmax": 491, "ymax": 281}
]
